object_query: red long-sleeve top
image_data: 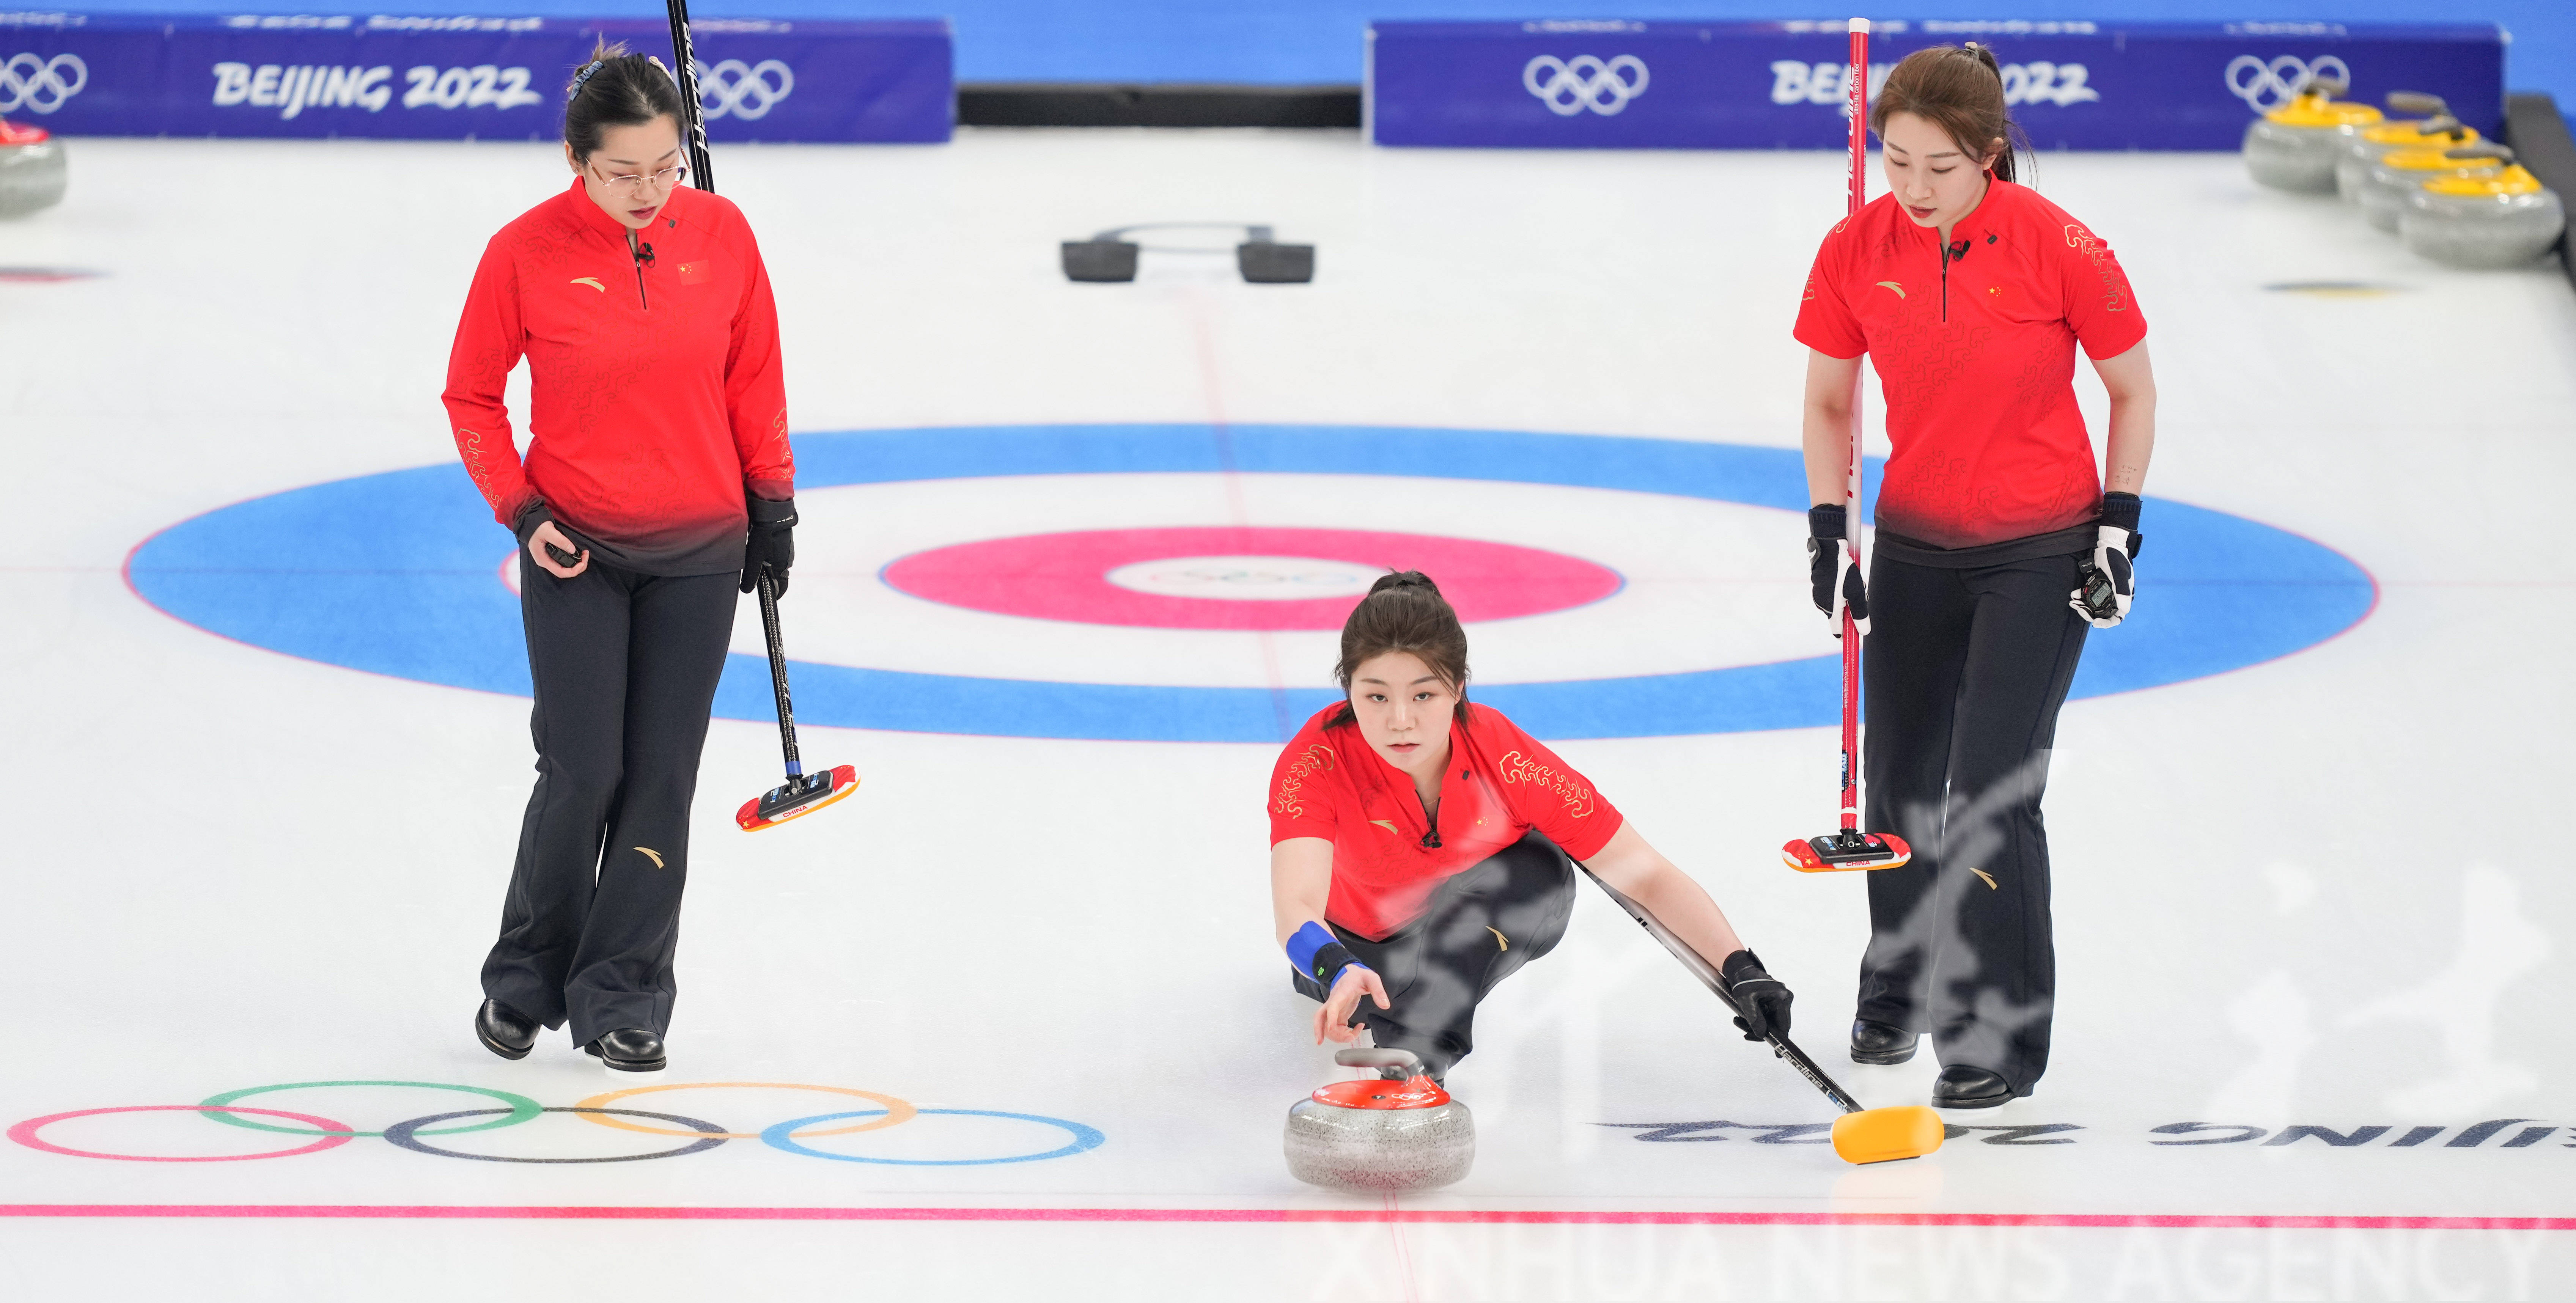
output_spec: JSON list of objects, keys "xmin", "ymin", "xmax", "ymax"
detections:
[{"xmin": 443, "ymin": 178, "xmax": 793, "ymax": 575}]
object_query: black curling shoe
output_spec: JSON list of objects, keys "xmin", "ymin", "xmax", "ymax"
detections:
[
  {"xmin": 583, "ymin": 1029, "xmax": 668, "ymax": 1073},
  {"xmin": 1849, "ymin": 1019, "xmax": 1919, "ymax": 1065},
  {"xmin": 475, "ymin": 999, "xmax": 537, "ymax": 1061},
  {"xmin": 1932, "ymin": 1065, "xmax": 2016, "ymax": 1109}
]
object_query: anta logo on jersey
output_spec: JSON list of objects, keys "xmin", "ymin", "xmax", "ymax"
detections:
[
  {"xmin": 1497, "ymin": 750, "xmax": 1594, "ymax": 818},
  {"xmin": 1272, "ymin": 743, "xmax": 1336, "ymax": 819}
]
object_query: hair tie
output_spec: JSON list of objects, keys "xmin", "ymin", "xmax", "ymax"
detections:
[{"xmin": 568, "ymin": 58, "xmax": 607, "ymax": 98}]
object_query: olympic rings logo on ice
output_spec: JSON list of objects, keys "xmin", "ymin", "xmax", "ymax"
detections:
[
  {"xmin": 6, "ymin": 1080, "xmax": 1106, "ymax": 1166},
  {"xmin": 2223, "ymin": 54, "xmax": 2351, "ymax": 113},
  {"xmin": 693, "ymin": 57, "xmax": 793, "ymax": 121},
  {"xmin": 0, "ymin": 52, "xmax": 86, "ymax": 115},
  {"xmin": 1522, "ymin": 54, "xmax": 1649, "ymax": 117}
]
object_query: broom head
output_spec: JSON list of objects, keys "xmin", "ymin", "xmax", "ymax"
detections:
[
  {"xmin": 737, "ymin": 764, "xmax": 859, "ymax": 832},
  {"xmin": 1831, "ymin": 1105, "xmax": 1945, "ymax": 1164},
  {"xmin": 1782, "ymin": 831, "xmax": 1912, "ymax": 872}
]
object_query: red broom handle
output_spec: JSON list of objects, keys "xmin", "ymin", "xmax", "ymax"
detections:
[{"xmin": 1839, "ymin": 18, "xmax": 1869, "ymax": 834}]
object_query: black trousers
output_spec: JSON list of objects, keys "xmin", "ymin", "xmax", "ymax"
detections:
[
  {"xmin": 1293, "ymin": 832, "xmax": 1578, "ymax": 1079},
  {"xmin": 482, "ymin": 553, "xmax": 737, "ymax": 1045},
  {"xmin": 1858, "ymin": 549, "xmax": 2089, "ymax": 1097}
]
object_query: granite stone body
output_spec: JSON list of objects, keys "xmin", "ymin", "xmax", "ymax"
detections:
[
  {"xmin": 0, "ymin": 136, "xmax": 67, "ymax": 218},
  {"xmin": 2401, "ymin": 186, "xmax": 2567, "ymax": 268},
  {"xmin": 1283, "ymin": 1092, "xmax": 1476, "ymax": 1193},
  {"xmin": 2243, "ymin": 117, "xmax": 2354, "ymax": 193},
  {"xmin": 2362, "ymin": 156, "xmax": 2503, "ymax": 232}
]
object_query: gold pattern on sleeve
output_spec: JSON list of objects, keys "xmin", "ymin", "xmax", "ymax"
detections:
[
  {"xmin": 1272, "ymin": 743, "xmax": 1337, "ymax": 819},
  {"xmin": 1496, "ymin": 750, "xmax": 1596, "ymax": 818}
]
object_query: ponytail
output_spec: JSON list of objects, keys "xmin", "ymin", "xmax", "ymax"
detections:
[{"xmin": 1872, "ymin": 42, "xmax": 2032, "ymax": 184}]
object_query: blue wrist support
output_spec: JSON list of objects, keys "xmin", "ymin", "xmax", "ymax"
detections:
[
  {"xmin": 1286, "ymin": 921, "xmax": 1367, "ymax": 986},
  {"xmin": 1286, "ymin": 921, "xmax": 1335, "ymax": 973}
]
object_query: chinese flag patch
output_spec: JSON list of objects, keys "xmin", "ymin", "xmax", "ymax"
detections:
[{"xmin": 675, "ymin": 260, "xmax": 713, "ymax": 285}]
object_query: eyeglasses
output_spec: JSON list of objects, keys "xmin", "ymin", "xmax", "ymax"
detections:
[{"xmin": 591, "ymin": 162, "xmax": 687, "ymax": 196}]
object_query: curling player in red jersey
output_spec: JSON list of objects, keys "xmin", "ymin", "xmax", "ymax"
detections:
[
  {"xmin": 1268, "ymin": 572, "xmax": 1793, "ymax": 1083},
  {"xmin": 443, "ymin": 41, "xmax": 797, "ymax": 1073},
  {"xmin": 1793, "ymin": 44, "xmax": 2157, "ymax": 1108}
]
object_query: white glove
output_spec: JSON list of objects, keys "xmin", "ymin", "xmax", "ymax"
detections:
[
  {"xmin": 1808, "ymin": 505, "xmax": 1871, "ymax": 638},
  {"xmin": 2070, "ymin": 492, "xmax": 2142, "ymax": 628}
]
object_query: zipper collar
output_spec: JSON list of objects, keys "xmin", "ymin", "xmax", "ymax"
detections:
[
  {"xmin": 1898, "ymin": 176, "xmax": 2008, "ymax": 255},
  {"xmin": 1357, "ymin": 717, "xmax": 1466, "ymax": 849}
]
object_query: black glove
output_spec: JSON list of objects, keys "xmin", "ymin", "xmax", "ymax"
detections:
[
  {"xmin": 1720, "ymin": 948, "xmax": 1793, "ymax": 1042},
  {"xmin": 1807, "ymin": 504, "xmax": 1870, "ymax": 637},
  {"xmin": 511, "ymin": 500, "xmax": 582, "ymax": 568},
  {"xmin": 2070, "ymin": 491, "xmax": 2142, "ymax": 629},
  {"xmin": 742, "ymin": 494, "xmax": 797, "ymax": 598}
]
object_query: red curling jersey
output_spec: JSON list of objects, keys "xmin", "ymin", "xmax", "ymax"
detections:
[
  {"xmin": 1268, "ymin": 703, "xmax": 1624, "ymax": 941},
  {"xmin": 443, "ymin": 179, "xmax": 793, "ymax": 575},
  {"xmin": 1793, "ymin": 179, "xmax": 2147, "ymax": 550}
]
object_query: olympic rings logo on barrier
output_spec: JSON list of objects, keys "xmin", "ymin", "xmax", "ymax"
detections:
[
  {"xmin": 1522, "ymin": 54, "xmax": 1649, "ymax": 118},
  {"xmin": 2224, "ymin": 54, "xmax": 2352, "ymax": 113},
  {"xmin": 0, "ymin": 53, "xmax": 87, "ymax": 115},
  {"xmin": 694, "ymin": 58, "xmax": 793, "ymax": 121},
  {"xmin": 6, "ymin": 1081, "xmax": 1105, "ymax": 1166}
]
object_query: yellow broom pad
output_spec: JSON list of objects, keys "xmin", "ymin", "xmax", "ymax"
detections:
[{"xmin": 1831, "ymin": 1105, "xmax": 1946, "ymax": 1165}]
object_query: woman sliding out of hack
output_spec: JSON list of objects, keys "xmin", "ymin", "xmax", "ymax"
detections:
[{"xmin": 1267, "ymin": 571, "xmax": 1792, "ymax": 1084}]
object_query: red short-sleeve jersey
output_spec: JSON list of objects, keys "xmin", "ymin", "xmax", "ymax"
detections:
[
  {"xmin": 1268, "ymin": 703, "xmax": 1624, "ymax": 941},
  {"xmin": 442, "ymin": 179, "xmax": 793, "ymax": 575},
  {"xmin": 1793, "ymin": 179, "xmax": 2147, "ymax": 550}
]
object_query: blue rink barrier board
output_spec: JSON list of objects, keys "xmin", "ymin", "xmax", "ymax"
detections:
[
  {"xmin": 1367, "ymin": 19, "xmax": 2503, "ymax": 151},
  {"xmin": 0, "ymin": 11, "xmax": 950, "ymax": 141}
]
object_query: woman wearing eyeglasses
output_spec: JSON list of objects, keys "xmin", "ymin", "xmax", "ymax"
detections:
[{"xmin": 442, "ymin": 39, "xmax": 796, "ymax": 1073}]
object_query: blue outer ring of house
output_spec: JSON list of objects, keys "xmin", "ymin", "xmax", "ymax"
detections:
[{"xmin": 125, "ymin": 423, "xmax": 2376, "ymax": 742}]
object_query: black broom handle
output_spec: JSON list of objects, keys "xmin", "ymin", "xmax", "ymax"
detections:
[
  {"xmin": 667, "ymin": 0, "xmax": 802, "ymax": 778},
  {"xmin": 757, "ymin": 571, "xmax": 802, "ymax": 778},
  {"xmin": 1577, "ymin": 866, "xmax": 1866, "ymax": 1116},
  {"xmin": 665, "ymin": 0, "xmax": 715, "ymax": 192}
]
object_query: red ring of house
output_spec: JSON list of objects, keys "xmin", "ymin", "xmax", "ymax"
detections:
[{"xmin": 879, "ymin": 527, "xmax": 1624, "ymax": 631}]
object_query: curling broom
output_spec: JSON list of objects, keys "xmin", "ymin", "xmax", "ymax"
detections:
[
  {"xmin": 660, "ymin": 0, "xmax": 861, "ymax": 831},
  {"xmin": 1783, "ymin": 17, "xmax": 1910, "ymax": 874},
  {"xmin": 1580, "ymin": 864, "xmax": 1943, "ymax": 1165}
]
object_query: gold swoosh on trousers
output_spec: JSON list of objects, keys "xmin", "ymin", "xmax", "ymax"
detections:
[{"xmin": 634, "ymin": 847, "xmax": 665, "ymax": 868}]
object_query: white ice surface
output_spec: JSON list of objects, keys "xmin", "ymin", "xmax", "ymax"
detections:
[{"xmin": 2, "ymin": 130, "xmax": 2574, "ymax": 1299}]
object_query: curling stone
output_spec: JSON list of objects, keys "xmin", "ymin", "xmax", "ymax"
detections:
[
  {"xmin": 0, "ymin": 118, "xmax": 66, "ymax": 218},
  {"xmin": 2401, "ymin": 165, "xmax": 2568, "ymax": 269},
  {"xmin": 2361, "ymin": 143, "xmax": 2510, "ymax": 233},
  {"xmin": 2242, "ymin": 74, "xmax": 2381, "ymax": 194},
  {"xmin": 2335, "ymin": 93, "xmax": 2475, "ymax": 204},
  {"xmin": 1284, "ymin": 1047, "xmax": 1474, "ymax": 1193}
]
